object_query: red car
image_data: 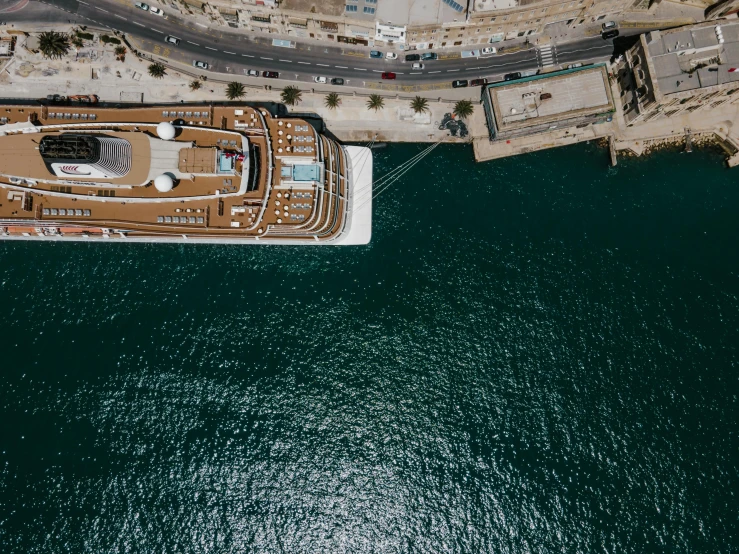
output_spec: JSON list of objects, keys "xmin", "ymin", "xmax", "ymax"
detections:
[
  {"xmin": 262, "ymin": 71, "xmax": 279, "ymax": 78},
  {"xmin": 381, "ymin": 72, "xmax": 396, "ymax": 80}
]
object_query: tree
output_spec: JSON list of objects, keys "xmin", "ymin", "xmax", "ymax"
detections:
[
  {"xmin": 189, "ymin": 80, "xmax": 202, "ymax": 91},
  {"xmin": 281, "ymin": 86, "xmax": 302, "ymax": 106},
  {"xmin": 367, "ymin": 94, "xmax": 384, "ymax": 112},
  {"xmin": 71, "ymin": 36, "xmax": 84, "ymax": 49},
  {"xmin": 225, "ymin": 81, "xmax": 246, "ymax": 100},
  {"xmin": 38, "ymin": 31, "xmax": 70, "ymax": 59},
  {"xmin": 114, "ymin": 45, "xmax": 126, "ymax": 62},
  {"xmin": 148, "ymin": 63, "xmax": 166, "ymax": 79},
  {"xmin": 454, "ymin": 99, "xmax": 474, "ymax": 119},
  {"xmin": 324, "ymin": 92, "xmax": 341, "ymax": 110},
  {"xmin": 410, "ymin": 96, "xmax": 429, "ymax": 114}
]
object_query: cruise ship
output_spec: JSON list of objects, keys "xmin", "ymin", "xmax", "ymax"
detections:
[{"xmin": 0, "ymin": 102, "xmax": 372, "ymax": 244}]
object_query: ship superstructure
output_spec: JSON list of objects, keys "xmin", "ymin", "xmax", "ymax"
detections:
[{"xmin": 0, "ymin": 103, "xmax": 372, "ymax": 244}]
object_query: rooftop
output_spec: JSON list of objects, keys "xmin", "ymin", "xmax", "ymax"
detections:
[
  {"xmin": 486, "ymin": 65, "xmax": 614, "ymax": 134},
  {"xmin": 646, "ymin": 22, "xmax": 739, "ymax": 95}
]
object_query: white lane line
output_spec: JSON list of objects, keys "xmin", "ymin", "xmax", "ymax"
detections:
[
  {"xmin": 187, "ymin": 41, "xmax": 199, "ymax": 45},
  {"xmin": 242, "ymin": 54, "xmax": 254, "ymax": 57},
  {"xmin": 224, "ymin": 51, "xmax": 236, "ymax": 55},
  {"xmin": 150, "ymin": 28, "xmax": 164, "ymax": 34},
  {"xmin": 409, "ymin": 72, "xmax": 421, "ymax": 74},
  {"xmin": 428, "ymin": 70, "xmax": 441, "ymax": 74},
  {"xmin": 195, "ymin": 23, "xmax": 207, "ymax": 28},
  {"xmin": 205, "ymin": 47, "xmax": 218, "ymax": 51},
  {"xmin": 260, "ymin": 56, "xmax": 273, "ymax": 60},
  {"xmin": 114, "ymin": 14, "xmax": 126, "ymax": 20},
  {"xmin": 447, "ymin": 69, "xmax": 460, "ymax": 72},
  {"xmin": 354, "ymin": 68, "xmax": 367, "ymax": 71},
  {"xmin": 297, "ymin": 61, "xmax": 311, "ymax": 65},
  {"xmin": 335, "ymin": 65, "xmax": 348, "ymax": 68},
  {"xmin": 316, "ymin": 63, "xmax": 329, "ymax": 67},
  {"xmin": 78, "ymin": 0, "xmax": 88, "ymax": 4},
  {"xmin": 279, "ymin": 59, "xmax": 292, "ymax": 62},
  {"xmin": 557, "ymin": 44, "xmax": 613, "ymax": 55},
  {"xmin": 95, "ymin": 6, "xmax": 109, "ymax": 12},
  {"xmin": 372, "ymin": 70, "xmax": 382, "ymax": 73},
  {"xmin": 395, "ymin": 72, "xmax": 404, "ymax": 74},
  {"xmin": 133, "ymin": 21, "xmax": 145, "ymax": 27}
]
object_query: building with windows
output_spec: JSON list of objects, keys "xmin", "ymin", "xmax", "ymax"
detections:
[
  {"xmin": 482, "ymin": 64, "xmax": 615, "ymax": 140},
  {"xmin": 615, "ymin": 21, "xmax": 739, "ymax": 125}
]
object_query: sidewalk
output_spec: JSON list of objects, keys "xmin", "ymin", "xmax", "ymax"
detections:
[{"xmin": 0, "ymin": 33, "xmax": 470, "ymax": 143}]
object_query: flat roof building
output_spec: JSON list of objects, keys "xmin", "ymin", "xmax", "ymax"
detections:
[
  {"xmin": 617, "ymin": 21, "xmax": 739, "ymax": 124},
  {"xmin": 482, "ymin": 64, "xmax": 615, "ymax": 140}
]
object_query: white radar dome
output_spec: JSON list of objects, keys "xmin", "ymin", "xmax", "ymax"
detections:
[
  {"xmin": 156, "ymin": 121, "xmax": 176, "ymax": 140},
  {"xmin": 154, "ymin": 174, "xmax": 174, "ymax": 193}
]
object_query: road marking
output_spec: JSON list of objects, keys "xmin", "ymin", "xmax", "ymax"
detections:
[
  {"xmin": 114, "ymin": 14, "xmax": 126, "ymax": 20},
  {"xmin": 195, "ymin": 23, "xmax": 207, "ymax": 28},
  {"xmin": 354, "ymin": 68, "xmax": 367, "ymax": 71},
  {"xmin": 557, "ymin": 44, "xmax": 613, "ymax": 55},
  {"xmin": 224, "ymin": 51, "xmax": 236, "ymax": 54},
  {"xmin": 260, "ymin": 56, "xmax": 273, "ymax": 60},
  {"xmin": 133, "ymin": 21, "xmax": 145, "ymax": 27},
  {"xmin": 428, "ymin": 70, "xmax": 441, "ymax": 74},
  {"xmin": 78, "ymin": 0, "xmax": 88, "ymax": 4},
  {"xmin": 187, "ymin": 41, "xmax": 199, "ymax": 45},
  {"xmin": 297, "ymin": 61, "xmax": 311, "ymax": 65},
  {"xmin": 279, "ymin": 59, "xmax": 292, "ymax": 62},
  {"xmin": 395, "ymin": 72, "xmax": 404, "ymax": 74},
  {"xmin": 447, "ymin": 69, "xmax": 460, "ymax": 72},
  {"xmin": 242, "ymin": 54, "xmax": 254, "ymax": 57},
  {"xmin": 410, "ymin": 72, "xmax": 421, "ymax": 74},
  {"xmin": 464, "ymin": 67, "xmax": 480, "ymax": 70},
  {"xmin": 95, "ymin": 6, "xmax": 109, "ymax": 12},
  {"xmin": 150, "ymin": 28, "xmax": 164, "ymax": 34},
  {"xmin": 316, "ymin": 63, "xmax": 329, "ymax": 67},
  {"xmin": 372, "ymin": 70, "xmax": 382, "ymax": 73},
  {"xmin": 205, "ymin": 46, "xmax": 217, "ymax": 51},
  {"xmin": 335, "ymin": 65, "xmax": 348, "ymax": 68}
]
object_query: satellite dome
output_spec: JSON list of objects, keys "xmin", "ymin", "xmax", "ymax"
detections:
[
  {"xmin": 156, "ymin": 121, "xmax": 176, "ymax": 140},
  {"xmin": 154, "ymin": 174, "xmax": 174, "ymax": 192}
]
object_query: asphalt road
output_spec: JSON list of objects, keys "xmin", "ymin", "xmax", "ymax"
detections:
[{"xmin": 2, "ymin": 0, "xmax": 619, "ymax": 87}]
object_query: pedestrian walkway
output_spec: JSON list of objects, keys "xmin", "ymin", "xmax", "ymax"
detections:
[{"xmin": 538, "ymin": 44, "xmax": 556, "ymax": 69}]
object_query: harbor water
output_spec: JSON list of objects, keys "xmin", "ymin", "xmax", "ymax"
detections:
[{"xmin": 0, "ymin": 142, "xmax": 736, "ymax": 553}]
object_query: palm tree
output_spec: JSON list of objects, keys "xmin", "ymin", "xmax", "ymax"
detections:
[
  {"xmin": 114, "ymin": 45, "xmax": 126, "ymax": 57},
  {"xmin": 454, "ymin": 99, "xmax": 474, "ymax": 119},
  {"xmin": 148, "ymin": 62, "xmax": 166, "ymax": 79},
  {"xmin": 38, "ymin": 31, "xmax": 70, "ymax": 59},
  {"xmin": 410, "ymin": 96, "xmax": 429, "ymax": 114},
  {"xmin": 281, "ymin": 86, "xmax": 302, "ymax": 106},
  {"xmin": 367, "ymin": 94, "xmax": 384, "ymax": 112},
  {"xmin": 324, "ymin": 92, "xmax": 341, "ymax": 110},
  {"xmin": 71, "ymin": 36, "xmax": 84, "ymax": 49},
  {"xmin": 225, "ymin": 81, "xmax": 246, "ymax": 100},
  {"xmin": 189, "ymin": 80, "xmax": 202, "ymax": 91}
]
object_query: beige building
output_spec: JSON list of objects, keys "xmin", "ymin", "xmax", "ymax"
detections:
[
  {"xmin": 189, "ymin": 0, "xmax": 642, "ymax": 49},
  {"xmin": 616, "ymin": 21, "xmax": 739, "ymax": 125}
]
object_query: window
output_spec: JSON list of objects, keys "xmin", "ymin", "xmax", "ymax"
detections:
[
  {"xmin": 442, "ymin": 0, "xmax": 465, "ymax": 12},
  {"xmin": 487, "ymin": 27, "xmax": 491, "ymax": 31},
  {"xmin": 346, "ymin": 4, "xmax": 357, "ymax": 11},
  {"xmin": 363, "ymin": 6, "xmax": 375, "ymax": 13},
  {"xmin": 366, "ymin": 0, "xmax": 377, "ymax": 3},
  {"xmin": 490, "ymin": 17, "xmax": 495, "ymax": 22}
]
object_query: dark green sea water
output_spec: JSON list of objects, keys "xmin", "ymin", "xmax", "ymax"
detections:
[{"xmin": 0, "ymin": 143, "xmax": 737, "ymax": 553}]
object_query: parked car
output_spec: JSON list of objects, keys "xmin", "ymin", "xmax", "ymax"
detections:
[
  {"xmin": 452, "ymin": 79, "xmax": 468, "ymax": 88},
  {"xmin": 134, "ymin": 2, "xmax": 149, "ymax": 10},
  {"xmin": 420, "ymin": 52, "xmax": 438, "ymax": 61},
  {"xmin": 331, "ymin": 77, "xmax": 345, "ymax": 85},
  {"xmin": 369, "ymin": 50, "xmax": 383, "ymax": 59},
  {"xmin": 504, "ymin": 72, "xmax": 522, "ymax": 81},
  {"xmin": 149, "ymin": 6, "xmax": 164, "ymax": 15},
  {"xmin": 481, "ymin": 47, "xmax": 497, "ymax": 55},
  {"xmin": 602, "ymin": 21, "xmax": 617, "ymax": 30},
  {"xmin": 602, "ymin": 29, "xmax": 619, "ymax": 40},
  {"xmin": 566, "ymin": 62, "xmax": 583, "ymax": 69},
  {"xmin": 470, "ymin": 78, "xmax": 488, "ymax": 86},
  {"xmin": 263, "ymin": 71, "xmax": 279, "ymax": 78},
  {"xmin": 381, "ymin": 72, "xmax": 396, "ymax": 80},
  {"xmin": 386, "ymin": 52, "xmax": 398, "ymax": 60},
  {"xmin": 164, "ymin": 36, "xmax": 180, "ymax": 45},
  {"xmin": 405, "ymin": 53, "xmax": 421, "ymax": 62},
  {"xmin": 192, "ymin": 60, "xmax": 209, "ymax": 69},
  {"xmin": 313, "ymin": 76, "xmax": 327, "ymax": 84},
  {"xmin": 411, "ymin": 62, "xmax": 424, "ymax": 70},
  {"xmin": 244, "ymin": 69, "xmax": 259, "ymax": 77}
]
